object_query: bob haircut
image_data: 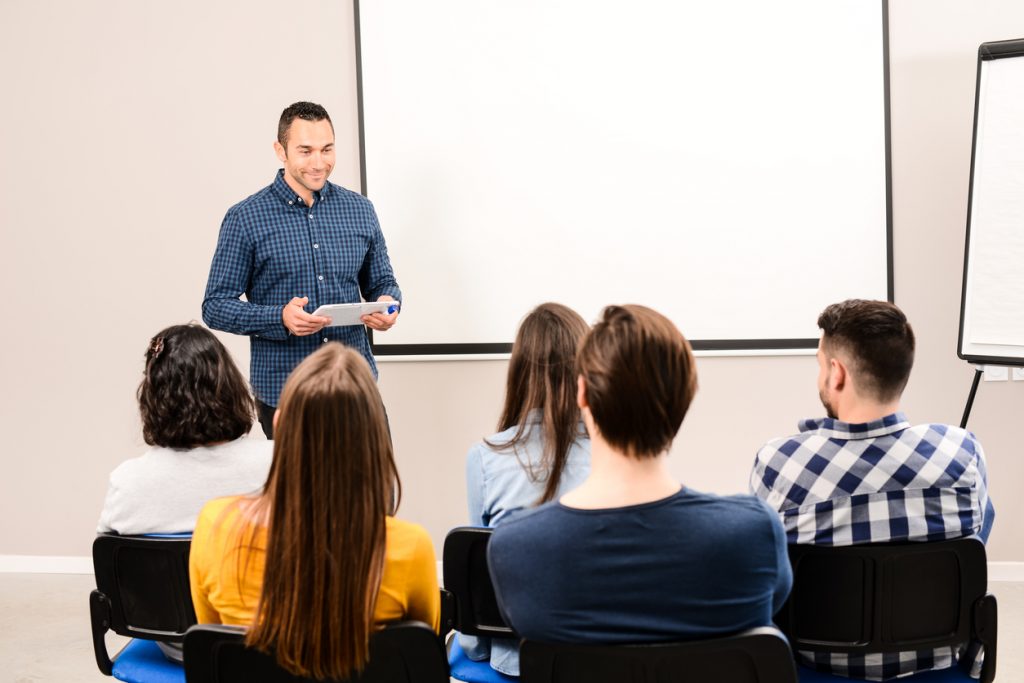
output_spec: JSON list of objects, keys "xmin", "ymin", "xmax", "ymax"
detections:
[
  {"xmin": 576, "ymin": 305, "xmax": 697, "ymax": 458},
  {"xmin": 246, "ymin": 344, "xmax": 400, "ymax": 680},
  {"xmin": 817, "ymin": 299, "xmax": 916, "ymax": 403},
  {"xmin": 137, "ymin": 324, "xmax": 254, "ymax": 449},
  {"xmin": 489, "ymin": 302, "xmax": 590, "ymax": 503}
]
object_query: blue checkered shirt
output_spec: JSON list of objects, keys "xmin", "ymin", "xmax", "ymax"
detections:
[
  {"xmin": 751, "ymin": 412, "xmax": 994, "ymax": 681},
  {"xmin": 202, "ymin": 171, "xmax": 401, "ymax": 405}
]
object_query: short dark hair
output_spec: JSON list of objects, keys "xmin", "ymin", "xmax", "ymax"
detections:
[
  {"xmin": 576, "ymin": 305, "xmax": 697, "ymax": 458},
  {"xmin": 137, "ymin": 324, "xmax": 254, "ymax": 449},
  {"xmin": 277, "ymin": 101, "xmax": 333, "ymax": 147},
  {"xmin": 817, "ymin": 299, "xmax": 915, "ymax": 402}
]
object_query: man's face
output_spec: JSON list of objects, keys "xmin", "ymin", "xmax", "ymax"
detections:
[
  {"xmin": 275, "ymin": 118, "xmax": 336, "ymax": 198},
  {"xmin": 816, "ymin": 338, "xmax": 838, "ymax": 419}
]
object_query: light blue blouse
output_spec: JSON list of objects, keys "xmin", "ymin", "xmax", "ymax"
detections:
[{"xmin": 461, "ymin": 415, "xmax": 591, "ymax": 676}]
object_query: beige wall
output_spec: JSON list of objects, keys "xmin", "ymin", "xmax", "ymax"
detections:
[{"xmin": 2, "ymin": 0, "xmax": 1023, "ymax": 561}]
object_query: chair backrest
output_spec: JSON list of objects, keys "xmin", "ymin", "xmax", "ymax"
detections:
[
  {"xmin": 441, "ymin": 527, "xmax": 514, "ymax": 638},
  {"xmin": 774, "ymin": 537, "xmax": 991, "ymax": 655},
  {"xmin": 183, "ymin": 621, "xmax": 449, "ymax": 683},
  {"xmin": 91, "ymin": 533, "xmax": 196, "ymax": 642},
  {"xmin": 519, "ymin": 626, "xmax": 797, "ymax": 683}
]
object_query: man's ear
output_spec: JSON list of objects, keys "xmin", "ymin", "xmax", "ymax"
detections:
[
  {"xmin": 273, "ymin": 140, "xmax": 287, "ymax": 163},
  {"xmin": 831, "ymin": 357, "xmax": 848, "ymax": 392},
  {"xmin": 577, "ymin": 375, "xmax": 588, "ymax": 409}
]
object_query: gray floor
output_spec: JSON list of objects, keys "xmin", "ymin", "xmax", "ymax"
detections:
[{"xmin": 2, "ymin": 573, "xmax": 1022, "ymax": 682}]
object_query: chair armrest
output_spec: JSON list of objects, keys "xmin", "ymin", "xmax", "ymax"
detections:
[
  {"xmin": 440, "ymin": 588, "xmax": 456, "ymax": 637},
  {"xmin": 89, "ymin": 590, "xmax": 114, "ymax": 676}
]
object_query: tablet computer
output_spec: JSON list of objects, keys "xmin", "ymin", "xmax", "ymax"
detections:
[{"xmin": 312, "ymin": 301, "xmax": 400, "ymax": 327}]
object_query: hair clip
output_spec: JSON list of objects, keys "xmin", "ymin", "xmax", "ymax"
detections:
[{"xmin": 149, "ymin": 337, "xmax": 165, "ymax": 359}]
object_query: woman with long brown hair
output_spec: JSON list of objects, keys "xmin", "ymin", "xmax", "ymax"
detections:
[
  {"xmin": 189, "ymin": 344, "xmax": 439, "ymax": 680},
  {"xmin": 459, "ymin": 302, "xmax": 591, "ymax": 678}
]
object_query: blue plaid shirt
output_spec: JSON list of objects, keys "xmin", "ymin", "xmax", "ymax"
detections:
[
  {"xmin": 751, "ymin": 412, "xmax": 994, "ymax": 681},
  {"xmin": 202, "ymin": 170, "xmax": 401, "ymax": 405}
]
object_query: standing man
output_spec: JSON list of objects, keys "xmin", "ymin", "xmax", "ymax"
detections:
[{"xmin": 203, "ymin": 102, "xmax": 401, "ymax": 438}]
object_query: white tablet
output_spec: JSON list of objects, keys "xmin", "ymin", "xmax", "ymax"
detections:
[{"xmin": 312, "ymin": 301, "xmax": 400, "ymax": 327}]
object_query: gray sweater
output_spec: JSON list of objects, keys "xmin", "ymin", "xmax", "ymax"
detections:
[{"xmin": 97, "ymin": 436, "xmax": 273, "ymax": 535}]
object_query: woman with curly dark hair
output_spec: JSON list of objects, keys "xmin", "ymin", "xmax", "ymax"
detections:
[{"xmin": 97, "ymin": 323, "xmax": 272, "ymax": 535}]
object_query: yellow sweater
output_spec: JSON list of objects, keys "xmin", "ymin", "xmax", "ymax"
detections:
[{"xmin": 189, "ymin": 495, "xmax": 440, "ymax": 632}]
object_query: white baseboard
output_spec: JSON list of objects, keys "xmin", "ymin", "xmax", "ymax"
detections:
[
  {"xmin": 0, "ymin": 555, "xmax": 93, "ymax": 574},
  {"xmin": 988, "ymin": 561, "xmax": 1024, "ymax": 582},
  {"xmin": 3, "ymin": 555, "xmax": 1024, "ymax": 582}
]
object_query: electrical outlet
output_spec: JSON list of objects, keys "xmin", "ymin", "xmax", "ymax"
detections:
[
  {"xmin": 983, "ymin": 365, "xmax": 1009, "ymax": 382},
  {"xmin": 1013, "ymin": 368, "xmax": 1024, "ymax": 381}
]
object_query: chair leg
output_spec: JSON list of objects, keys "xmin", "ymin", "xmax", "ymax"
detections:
[{"xmin": 973, "ymin": 594, "xmax": 998, "ymax": 683}]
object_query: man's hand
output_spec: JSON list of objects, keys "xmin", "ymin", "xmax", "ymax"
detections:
[
  {"xmin": 362, "ymin": 295, "xmax": 400, "ymax": 331},
  {"xmin": 282, "ymin": 296, "xmax": 331, "ymax": 336}
]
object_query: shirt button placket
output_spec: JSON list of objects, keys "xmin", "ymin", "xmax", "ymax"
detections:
[
  {"xmin": 308, "ymin": 210, "xmax": 327, "ymax": 334},
  {"xmin": 308, "ymin": 208, "xmax": 318, "ymax": 283}
]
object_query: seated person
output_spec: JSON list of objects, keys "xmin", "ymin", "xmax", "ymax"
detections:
[
  {"xmin": 462, "ymin": 302, "xmax": 592, "ymax": 677},
  {"xmin": 751, "ymin": 299, "xmax": 995, "ymax": 681},
  {"xmin": 489, "ymin": 305, "xmax": 791, "ymax": 648},
  {"xmin": 97, "ymin": 323, "xmax": 272, "ymax": 535},
  {"xmin": 189, "ymin": 344, "xmax": 439, "ymax": 680}
]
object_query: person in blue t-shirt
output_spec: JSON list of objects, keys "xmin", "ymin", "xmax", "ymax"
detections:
[{"xmin": 488, "ymin": 304, "xmax": 792, "ymax": 647}]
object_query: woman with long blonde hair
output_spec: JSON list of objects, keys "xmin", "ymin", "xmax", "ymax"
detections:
[{"xmin": 189, "ymin": 344, "xmax": 439, "ymax": 679}]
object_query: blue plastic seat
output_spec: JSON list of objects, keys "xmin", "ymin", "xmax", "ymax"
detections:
[
  {"xmin": 109, "ymin": 640, "xmax": 185, "ymax": 683},
  {"xmin": 448, "ymin": 636, "xmax": 519, "ymax": 683}
]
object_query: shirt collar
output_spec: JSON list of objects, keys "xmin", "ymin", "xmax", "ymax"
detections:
[
  {"xmin": 797, "ymin": 412, "xmax": 910, "ymax": 440},
  {"xmin": 270, "ymin": 169, "xmax": 332, "ymax": 206}
]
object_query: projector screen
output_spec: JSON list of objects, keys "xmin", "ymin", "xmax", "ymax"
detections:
[
  {"xmin": 357, "ymin": 0, "xmax": 891, "ymax": 355},
  {"xmin": 959, "ymin": 39, "xmax": 1024, "ymax": 365}
]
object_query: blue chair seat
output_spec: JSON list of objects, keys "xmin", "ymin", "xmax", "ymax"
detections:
[
  {"xmin": 797, "ymin": 663, "xmax": 973, "ymax": 683},
  {"xmin": 449, "ymin": 636, "xmax": 519, "ymax": 683},
  {"xmin": 111, "ymin": 639, "xmax": 185, "ymax": 683}
]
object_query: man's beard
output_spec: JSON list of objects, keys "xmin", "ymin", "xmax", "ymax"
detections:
[{"xmin": 819, "ymin": 389, "xmax": 837, "ymax": 419}]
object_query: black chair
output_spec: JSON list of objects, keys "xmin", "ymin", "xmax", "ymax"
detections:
[
  {"xmin": 90, "ymin": 533, "xmax": 195, "ymax": 683},
  {"xmin": 774, "ymin": 537, "xmax": 998, "ymax": 683},
  {"xmin": 442, "ymin": 527, "xmax": 514, "ymax": 638},
  {"xmin": 182, "ymin": 621, "xmax": 449, "ymax": 683},
  {"xmin": 443, "ymin": 527, "xmax": 798, "ymax": 683},
  {"xmin": 441, "ymin": 527, "xmax": 517, "ymax": 682},
  {"xmin": 519, "ymin": 626, "xmax": 798, "ymax": 682}
]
